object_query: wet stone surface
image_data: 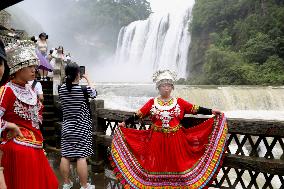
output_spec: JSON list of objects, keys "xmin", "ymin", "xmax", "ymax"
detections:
[{"xmin": 46, "ymin": 151, "xmax": 119, "ymax": 189}]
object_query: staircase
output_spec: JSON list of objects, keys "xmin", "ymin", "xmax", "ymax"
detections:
[{"xmin": 40, "ymin": 80, "xmax": 61, "ymax": 147}]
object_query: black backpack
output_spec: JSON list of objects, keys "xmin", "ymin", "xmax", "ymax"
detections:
[{"xmin": 81, "ymin": 85, "xmax": 90, "ymax": 108}]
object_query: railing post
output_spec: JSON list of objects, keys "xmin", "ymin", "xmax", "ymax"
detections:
[
  {"xmin": 90, "ymin": 99, "xmax": 106, "ymax": 173},
  {"xmin": 90, "ymin": 99, "xmax": 104, "ymax": 132}
]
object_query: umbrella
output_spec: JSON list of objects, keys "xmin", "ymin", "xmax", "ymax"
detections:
[{"xmin": 0, "ymin": 0, "xmax": 24, "ymax": 10}]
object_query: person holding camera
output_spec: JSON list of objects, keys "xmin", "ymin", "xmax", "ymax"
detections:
[{"xmin": 58, "ymin": 62, "xmax": 96, "ymax": 189}]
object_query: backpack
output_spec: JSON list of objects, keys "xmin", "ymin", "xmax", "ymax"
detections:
[{"xmin": 81, "ymin": 85, "xmax": 90, "ymax": 108}]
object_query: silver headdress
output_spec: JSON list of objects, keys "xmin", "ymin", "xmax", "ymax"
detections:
[
  {"xmin": 152, "ymin": 70, "xmax": 177, "ymax": 88},
  {"xmin": 6, "ymin": 40, "xmax": 39, "ymax": 75}
]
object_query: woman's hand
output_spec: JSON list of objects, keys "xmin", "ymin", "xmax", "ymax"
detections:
[
  {"xmin": 82, "ymin": 74, "xmax": 96, "ymax": 88},
  {"xmin": 212, "ymin": 110, "xmax": 222, "ymax": 116},
  {"xmin": 81, "ymin": 74, "xmax": 89, "ymax": 80},
  {"xmin": 7, "ymin": 123, "xmax": 23, "ymax": 138},
  {"xmin": 118, "ymin": 122, "xmax": 126, "ymax": 128}
]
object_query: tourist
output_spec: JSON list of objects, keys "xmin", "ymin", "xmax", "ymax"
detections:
[
  {"xmin": 111, "ymin": 70, "xmax": 228, "ymax": 188},
  {"xmin": 51, "ymin": 46, "xmax": 65, "ymax": 77},
  {"xmin": 52, "ymin": 46, "xmax": 65, "ymax": 61},
  {"xmin": 59, "ymin": 62, "xmax": 96, "ymax": 189},
  {"xmin": 35, "ymin": 32, "xmax": 53, "ymax": 81}
]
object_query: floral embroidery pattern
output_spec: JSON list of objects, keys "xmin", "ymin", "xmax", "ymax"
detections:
[
  {"xmin": 150, "ymin": 97, "xmax": 181, "ymax": 128},
  {"xmin": 13, "ymin": 99, "xmax": 41, "ymax": 129}
]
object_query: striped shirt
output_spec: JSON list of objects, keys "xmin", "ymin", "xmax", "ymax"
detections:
[{"xmin": 58, "ymin": 84, "xmax": 96, "ymax": 158}]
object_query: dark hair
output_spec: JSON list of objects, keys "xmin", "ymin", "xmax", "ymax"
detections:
[
  {"xmin": 49, "ymin": 49, "xmax": 54, "ymax": 54},
  {"xmin": 30, "ymin": 36, "xmax": 37, "ymax": 43},
  {"xmin": 65, "ymin": 62, "xmax": 79, "ymax": 92},
  {"xmin": 39, "ymin": 32, "xmax": 48, "ymax": 39},
  {"xmin": 0, "ymin": 39, "xmax": 9, "ymax": 86},
  {"xmin": 57, "ymin": 46, "xmax": 64, "ymax": 54},
  {"xmin": 38, "ymin": 32, "xmax": 48, "ymax": 39},
  {"xmin": 0, "ymin": 58, "xmax": 10, "ymax": 86}
]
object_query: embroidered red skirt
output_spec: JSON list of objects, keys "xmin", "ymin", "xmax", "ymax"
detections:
[
  {"xmin": 111, "ymin": 114, "xmax": 228, "ymax": 188},
  {"xmin": 1, "ymin": 141, "xmax": 58, "ymax": 189}
]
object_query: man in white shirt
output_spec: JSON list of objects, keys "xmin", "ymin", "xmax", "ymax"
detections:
[{"xmin": 28, "ymin": 79, "xmax": 44, "ymax": 102}]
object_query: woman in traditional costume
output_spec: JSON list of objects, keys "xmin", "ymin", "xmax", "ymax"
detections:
[
  {"xmin": 0, "ymin": 40, "xmax": 58, "ymax": 189},
  {"xmin": 111, "ymin": 70, "xmax": 228, "ymax": 189}
]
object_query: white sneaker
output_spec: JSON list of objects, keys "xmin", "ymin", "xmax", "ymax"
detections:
[
  {"xmin": 80, "ymin": 183, "xmax": 95, "ymax": 189},
  {"xmin": 62, "ymin": 181, "xmax": 73, "ymax": 189}
]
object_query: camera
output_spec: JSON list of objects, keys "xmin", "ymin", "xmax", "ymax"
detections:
[{"xmin": 79, "ymin": 66, "xmax": 85, "ymax": 78}]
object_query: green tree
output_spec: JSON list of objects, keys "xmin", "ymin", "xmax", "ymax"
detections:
[
  {"xmin": 257, "ymin": 55, "xmax": 284, "ymax": 84},
  {"xmin": 203, "ymin": 46, "xmax": 256, "ymax": 85},
  {"xmin": 242, "ymin": 32, "xmax": 277, "ymax": 64},
  {"xmin": 187, "ymin": 0, "xmax": 284, "ymax": 85}
]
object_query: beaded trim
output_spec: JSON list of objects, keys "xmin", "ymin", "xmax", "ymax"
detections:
[
  {"xmin": 6, "ymin": 127, "xmax": 43, "ymax": 149},
  {"xmin": 191, "ymin": 105, "xmax": 200, "ymax": 114},
  {"xmin": 153, "ymin": 97, "xmax": 177, "ymax": 111},
  {"xmin": 111, "ymin": 114, "xmax": 228, "ymax": 188},
  {"xmin": 151, "ymin": 124, "xmax": 182, "ymax": 133},
  {"xmin": 13, "ymin": 138, "xmax": 43, "ymax": 149}
]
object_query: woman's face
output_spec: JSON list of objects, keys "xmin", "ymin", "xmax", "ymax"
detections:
[
  {"xmin": 57, "ymin": 47, "xmax": 63, "ymax": 54},
  {"xmin": 16, "ymin": 65, "xmax": 36, "ymax": 81},
  {"xmin": 40, "ymin": 36, "xmax": 46, "ymax": 41},
  {"xmin": 158, "ymin": 83, "xmax": 173, "ymax": 97},
  {"xmin": 0, "ymin": 59, "xmax": 5, "ymax": 81}
]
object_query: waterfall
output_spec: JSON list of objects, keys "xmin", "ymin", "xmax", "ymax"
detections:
[{"xmin": 114, "ymin": 1, "xmax": 195, "ymax": 81}]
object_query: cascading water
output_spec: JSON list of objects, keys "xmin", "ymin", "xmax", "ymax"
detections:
[
  {"xmin": 96, "ymin": 84, "xmax": 284, "ymax": 121},
  {"xmin": 114, "ymin": 1, "xmax": 195, "ymax": 81}
]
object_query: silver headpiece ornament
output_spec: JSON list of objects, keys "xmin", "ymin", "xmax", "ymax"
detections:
[
  {"xmin": 5, "ymin": 40, "xmax": 39, "ymax": 75},
  {"xmin": 152, "ymin": 70, "xmax": 177, "ymax": 88}
]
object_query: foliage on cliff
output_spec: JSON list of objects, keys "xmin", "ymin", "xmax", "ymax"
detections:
[{"xmin": 186, "ymin": 0, "xmax": 284, "ymax": 85}]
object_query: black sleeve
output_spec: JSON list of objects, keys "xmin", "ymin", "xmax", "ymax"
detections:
[
  {"xmin": 196, "ymin": 107, "xmax": 212, "ymax": 115},
  {"xmin": 124, "ymin": 113, "xmax": 140, "ymax": 125}
]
